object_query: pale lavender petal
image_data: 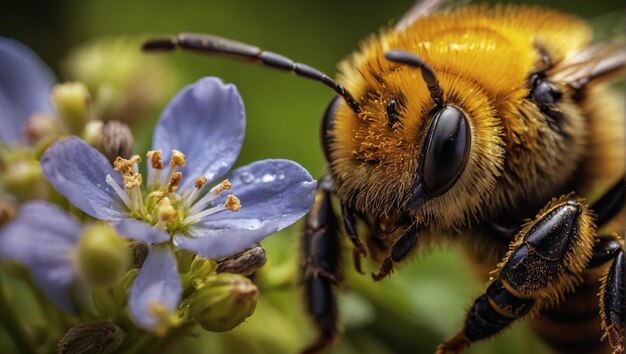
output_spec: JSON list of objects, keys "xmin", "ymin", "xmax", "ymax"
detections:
[
  {"xmin": 41, "ymin": 137, "xmax": 126, "ymax": 220},
  {"xmin": 174, "ymin": 159, "xmax": 316, "ymax": 259},
  {"xmin": 115, "ymin": 219, "xmax": 169, "ymax": 244},
  {"xmin": 128, "ymin": 245, "xmax": 182, "ymax": 331},
  {"xmin": 152, "ymin": 77, "xmax": 245, "ymax": 190},
  {"xmin": 0, "ymin": 201, "xmax": 80, "ymax": 313},
  {"xmin": 0, "ymin": 37, "xmax": 55, "ymax": 145}
]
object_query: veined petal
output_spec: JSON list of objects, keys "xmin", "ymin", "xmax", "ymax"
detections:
[
  {"xmin": 174, "ymin": 159, "xmax": 316, "ymax": 259},
  {"xmin": 41, "ymin": 137, "xmax": 126, "ymax": 220},
  {"xmin": 0, "ymin": 201, "xmax": 80, "ymax": 313},
  {"xmin": 115, "ymin": 219, "xmax": 169, "ymax": 244},
  {"xmin": 152, "ymin": 77, "xmax": 245, "ymax": 189},
  {"xmin": 0, "ymin": 37, "xmax": 55, "ymax": 145},
  {"xmin": 128, "ymin": 245, "xmax": 182, "ymax": 331}
]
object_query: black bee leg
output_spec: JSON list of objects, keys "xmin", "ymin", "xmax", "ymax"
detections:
[
  {"xmin": 301, "ymin": 176, "xmax": 342, "ymax": 354},
  {"xmin": 371, "ymin": 222, "xmax": 420, "ymax": 281},
  {"xmin": 436, "ymin": 196, "xmax": 596, "ymax": 354},
  {"xmin": 341, "ymin": 204, "xmax": 367, "ymax": 274},
  {"xmin": 599, "ymin": 243, "xmax": 625, "ymax": 354}
]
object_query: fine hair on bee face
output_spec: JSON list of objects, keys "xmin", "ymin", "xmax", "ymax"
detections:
[{"xmin": 143, "ymin": 1, "xmax": 626, "ymax": 353}]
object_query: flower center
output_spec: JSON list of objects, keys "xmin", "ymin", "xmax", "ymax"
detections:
[{"xmin": 105, "ymin": 149, "xmax": 240, "ymax": 234}]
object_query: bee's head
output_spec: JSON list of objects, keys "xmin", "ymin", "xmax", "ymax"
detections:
[{"xmin": 328, "ymin": 50, "xmax": 505, "ymax": 228}]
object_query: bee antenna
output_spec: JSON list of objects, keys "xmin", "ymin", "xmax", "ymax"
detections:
[
  {"xmin": 384, "ymin": 50, "xmax": 444, "ymax": 108},
  {"xmin": 143, "ymin": 33, "xmax": 361, "ymax": 113}
]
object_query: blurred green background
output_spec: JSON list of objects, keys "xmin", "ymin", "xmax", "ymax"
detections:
[{"xmin": 1, "ymin": 0, "xmax": 623, "ymax": 353}]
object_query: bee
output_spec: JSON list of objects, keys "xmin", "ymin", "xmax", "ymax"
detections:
[{"xmin": 143, "ymin": 0, "xmax": 625, "ymax": 353}]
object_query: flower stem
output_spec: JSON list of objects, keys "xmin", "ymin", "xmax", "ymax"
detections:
[{"xmin": 0, "ymin": 281, "xmax": 37, "ymax": 354}]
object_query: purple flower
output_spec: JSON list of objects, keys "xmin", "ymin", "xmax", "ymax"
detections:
[
  {"xmin": 0, "ymin": 37, "xmax": 56, "ymax": 146},
  {"xmin": 0, "ymin": 201, "xmax": 80, "ymax": 313},
  {"xmin": 40, "ymin": 77, "xmax": 316, "ymax": 331}
]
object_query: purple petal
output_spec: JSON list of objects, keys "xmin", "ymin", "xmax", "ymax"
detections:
[
  {"xmin": 41, "ymin": 137, "xmax": 127, "ymax": 220},
  {"xmin": 152, "ymin": 77, "xmax": 245, "ymax": 190},
  {"xmin": 128, "ymin": 245, "xmax": 182, "ymax": 331},
  {"xmin": 0, "ymin": 37, "xmax": 56, "ymax": 145},
  {"xmin": 174, "ymin": 159, "xmax": 316, "ymax": 259},
  {"xmin": 115, "ymin": 219, "xmax": 169, "ymax": 244},
  {"xmin": 0, "ymin": 201, "xmax": 81, "ymax": 313}
]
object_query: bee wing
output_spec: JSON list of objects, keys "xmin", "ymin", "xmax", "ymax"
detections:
[
  {"xmin": 550, "ymin": 44, "xmax": 626, "ymax": 89},
  {"xmin": 395, "ymin": 0, "xmax": 468, "ymax": 32}
]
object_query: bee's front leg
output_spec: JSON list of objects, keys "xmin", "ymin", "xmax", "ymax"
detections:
[
  {"xmin": 300, "ymin": 176, "xmax": 342, "ymax": 354},
  {"xmin": 599, "ymin": 241, "xmax": 625, "ymax": 354},
  {"xmin": 436, "ymin": 195, "xmax": 596, "ymax": 354}
]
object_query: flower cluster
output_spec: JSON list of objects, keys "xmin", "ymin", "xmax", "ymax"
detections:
[{"xmin": 0, "ymin": 37, "xmax": 316, "ymax": 353}]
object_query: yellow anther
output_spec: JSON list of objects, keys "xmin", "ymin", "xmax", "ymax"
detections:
[
  {"xmin": 123, "ymin": 173, "xmax": 142, "ymax": 189},
  {"xmin": 113, "ymin": 156, "xmax": 134, "ymax": 175},
  {"xmin": 225, "ymin": 194, "xmax": 241, "ymax": 212},
  {"xmin": 168, "ymin": 172, "xmax": 183, "ymax": 193},
  {"xmin": 213, "ymin": 179, "xmax": 232, "ymax": 195},
  {"xmin": 169, "ymin": 150, "xmax": 186, "ymax": 167},
  {"xmin": 195, "ymin": 176, "xmax": 208, "ymax": 190},
  {"xmin": 147, "ymin": 150, "xmax": 163, "ymax": 170}
]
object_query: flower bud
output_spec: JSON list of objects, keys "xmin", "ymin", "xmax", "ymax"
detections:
[
  {"xmin": 0, "ymin": 158, "xmax": 48, "ymax": 201},
  {"xmin": 57, "ymin": 320, "xmax": 124, "ymax": 354},
  {"xmin": 51, "ymin": 82, "xmax": 92, "ymax": 135},
  {"xmin": 23, "ymin": 113, "xmax": 59, "ymax": 144},
  {"xmin": 99, "ymin": 120, "xmax": 133, "ymax": 164},
  {"xmin": 216, "ymin": 244, "xmax": 267, "ymax": 276},
  {"xmin": 82, "ymin": 120, "xmax": 104, "ymax": 147},
  {"xmin": 62, "ymin": 36, "xmax": 178, "ymax": 125},
  {"xmin": 187, "ymin": 273, "xmax": 258, "ymax": 332},
  {"xmin": 77, "ymin": 223, "xmax": 130, "ymax": 287}
]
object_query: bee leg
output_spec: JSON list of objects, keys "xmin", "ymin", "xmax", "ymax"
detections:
[
  {"xmin": 301, "ymin": 176, "xmax": 342, "ymax": 354},
  {"xmin": 371, "ymin": 222, "xmax": 419, "ymax": 281},
  {"xmin": 341, "ymin": 204, "xmax": 367, "ymax": 274},
  {"xmin": 436, "ymin": 196, "xmax": 596, "ymax": 354},
  {"xmin": 598, "ymin": 242, "xmax": 625, "ymax": 354}
]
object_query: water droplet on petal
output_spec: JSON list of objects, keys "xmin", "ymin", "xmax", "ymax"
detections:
[{"xmin": 240, "ymin": 172, "xmax": 254, "ymax": 184}]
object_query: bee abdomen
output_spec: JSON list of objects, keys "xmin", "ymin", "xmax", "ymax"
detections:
[{"xmin": 531, "ymin": 269, "xmax": 610, "ymax": 354}]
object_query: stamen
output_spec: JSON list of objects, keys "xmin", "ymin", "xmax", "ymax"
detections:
[
  {"xmin": 183, "ymin": 204, "xmax": 227, "ymax": 225},
  {"xmin": 114, "ymin": 156, "xmax": 134, "ymax": 175},
  {"xmin": 147, "ymin": 150, "xmax": 163, "ymax": 169},
  {"xmin": 147, "ymin": 150, "xmax": 163, "ymax": 187},
  {"xmin": 123, "ymin": 173, "xmax": 142, "ymax": 189},
  {"xmin": 225, "ymin": 194, "xmax": 241, "ymax": 211},
  {"xmin": 169, "ymin": 150, "xmax": 186, "ymax": 167},
  {"xmin": 168, "ymin": 172, "xmax": 183, "ymax": 193},
  {"xmin": 195, "ymin": 176, "xmax": 207, "ymax": 189},
  {"xmin": 187, "ymin": 180, "xmax": 230, "ymax": 215},
  {"xmin": 212, "ymin": 179, "xmax": 232, "ymax": 195},
  {"xmin": 105, "ymin": 174, "xmax": 132, "ymax": 209},
  {"xmin": 163, "ymin": 150, "xmax": 186, "ymax": 191}
]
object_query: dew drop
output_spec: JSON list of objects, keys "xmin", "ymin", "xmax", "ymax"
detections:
[{"xmin": 241, "ymin": 172, "xmax": 254, "ymax": 184}]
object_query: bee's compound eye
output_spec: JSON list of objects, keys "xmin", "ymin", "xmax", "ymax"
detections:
[{"xmin": 421, "ymin": 105, "xmax": 471, "ymax": 197}]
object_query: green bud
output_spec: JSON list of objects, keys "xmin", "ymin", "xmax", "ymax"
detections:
[
  {"xmin": 77, "ymin": 223, "xmax": 130, "ymax": 287},
  {"xmin": 82, "ymin": 120, "xmax": 104, "ymax": 147},
  {"xmin": 0, "ymin": 158, "xmax": 48, "ymax": 201},
  {"xmin": 99, "ymin": 120, "xmax": 134, "ymax": 164},
  {"xmin": 187, "ymin": 273, "xmax": 258, "ymax": 332},
  {"xmin": 52, "ymin": 82, "xmax": 92, "ymax": 134},
  {"xmin": 57, "ymin": 321, "xmax": 124, "ymax": 354},
  {"xmin": 62, "ymin": 36, "xmax": 178, "ymax": 125}
]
